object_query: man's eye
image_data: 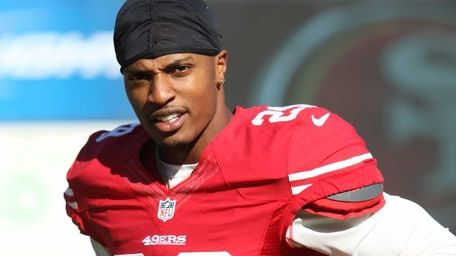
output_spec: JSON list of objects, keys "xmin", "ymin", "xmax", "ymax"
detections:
[
  {"xmin": 175, "ymin": 66, "xmax": 189, "ymax": 72},
  {"xmin": 169, "ymin": 65, "xmax": 191, "ymax": 76}
]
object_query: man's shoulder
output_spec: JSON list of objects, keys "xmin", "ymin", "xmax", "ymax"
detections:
[
  {"xmin": 210, "ymin": 104, "xmax": 346, "ymax": 200},
  {"xmin": 213, "ymin": 104, "xmax": 348, "ymax": 173},
  {"xmin": 77, "ymin": 123, "xmax": 145, "ymax": 162},
  {"xmin": 64, "ymin": 123, "xmax": 149, "ymax": 238},
  {"xmin": 66, "ymin": 123, "xmax": 147, "ymax": 182},
  {"xmin": 214, "ymin": 103, "xmax": 363, "ymax": 175},
  {"xmin": 65, "ymin": 122, "xmax": 147, "ymax": 199}
]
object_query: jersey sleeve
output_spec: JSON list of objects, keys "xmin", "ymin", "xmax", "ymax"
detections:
[
  {"xmin": 64, "ymin": 123, "xmax": 142, "ymax": 242},
  {"xmin": 287, "ymin": 107, "xmax": 384, "ymax": 219},
  {"xmin": 64, "ymin": 130, "xmax": 105, "ymax": 237}
]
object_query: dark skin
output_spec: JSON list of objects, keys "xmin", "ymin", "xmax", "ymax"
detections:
[{"xmin": 123, "ymin": 50, "xmax": 231, "ymax": 166}]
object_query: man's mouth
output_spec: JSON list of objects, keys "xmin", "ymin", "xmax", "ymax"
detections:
[
  {"xmin": 156, "ymin": 113, "xmax": 182, "ymax": 123},
  {"xmin": 150, "ymin": 108, "xmax": 187, "ymax": 133}
]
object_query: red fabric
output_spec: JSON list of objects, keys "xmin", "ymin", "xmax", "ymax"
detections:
[
  {"xmin": 303, "ymin": 191, "xmax": 385, "ymax": 219},
  {"xmin": 64, "ymin": 105, "xmax": 384, "ymax": 255}
]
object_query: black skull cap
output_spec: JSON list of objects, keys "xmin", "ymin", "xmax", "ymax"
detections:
[{"xmin": 114, "ymin": 0, "xmax": 223, "ymax": 73}]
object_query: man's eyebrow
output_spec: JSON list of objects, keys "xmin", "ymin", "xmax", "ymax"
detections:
[
  {"xmin": 124, "ymin": 56, "xmax": 195, "ymax": 74},
  {"xmin": 164, "ymin": 56, "xmax": 195, "ymax": 67}
]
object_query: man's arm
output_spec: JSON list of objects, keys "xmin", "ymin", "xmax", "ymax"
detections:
[{"xmin": 287, "ymin": 193, "xmax": 456, "ymax": 255}]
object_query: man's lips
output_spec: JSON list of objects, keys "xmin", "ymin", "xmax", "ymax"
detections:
[{"xmin": 149, "ymin": 107, "xmax": 187, "ymax": 133}]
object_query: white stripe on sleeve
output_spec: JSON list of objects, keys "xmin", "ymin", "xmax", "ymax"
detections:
[{"xmin": 289, "ymin": 153, "xmax": 373, "ymax": 182}]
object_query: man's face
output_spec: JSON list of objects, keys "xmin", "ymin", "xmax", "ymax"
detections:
[{"xmin": 123, "ymin": 51, "xmax": 227, "ymax": 151}]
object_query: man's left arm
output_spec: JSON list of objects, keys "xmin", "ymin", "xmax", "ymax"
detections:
[{"xmin": 287, "ymin": 193, "xmax": 456, "ymax": 255}]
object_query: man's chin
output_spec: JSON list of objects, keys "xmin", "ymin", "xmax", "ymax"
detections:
[
  {"xmin": 157, "ymin": 135, "xmax": 193, "ymax": 150},
  {"xmin": 147, "ymin": 127, "xmax": 199, "ymax": 154}
]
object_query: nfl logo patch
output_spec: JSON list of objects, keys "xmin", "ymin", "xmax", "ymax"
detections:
[{"xmin": 158, "ymin": 198, "xmax": 176, "ymax": 222}]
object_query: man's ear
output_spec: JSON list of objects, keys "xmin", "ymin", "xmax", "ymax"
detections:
[{"xmin": 215, "ymin": 50, "xmax": 228, "ymax": 83}]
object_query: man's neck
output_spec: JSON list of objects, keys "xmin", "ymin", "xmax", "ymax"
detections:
[
  {"xmin": 158, "ymin": 141, "xmax": 199, "ymax": 165},
  {"xmin": 159, "ymin": 105, "xmax": 233, "ymax": 165}
]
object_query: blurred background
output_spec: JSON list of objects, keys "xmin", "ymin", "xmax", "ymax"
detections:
[{"xmin": 1, "ymin": 0, "xmax": 455, "ymax": 254}]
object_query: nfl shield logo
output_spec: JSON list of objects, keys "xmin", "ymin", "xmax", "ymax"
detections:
[{"xmin": 157, "ymin": 198, "xmax": 176, "ymax": 222}]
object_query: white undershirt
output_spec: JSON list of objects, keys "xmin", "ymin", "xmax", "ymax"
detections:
[
  {"xmin": 89, "ymin": 152, "xmax": 456, "ymax": 255},
  {"xmin": 154, "ymin": 146, "xmax": 197, "ymax": 189}
]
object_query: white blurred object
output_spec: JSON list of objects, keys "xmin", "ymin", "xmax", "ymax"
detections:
[
  {"xmin": 0, "ymin": 122, "xmax": 126, "ymax": 256},
  {"xmin": 0, "ymin": 32, "xmax": 120, "ymax": 80}
]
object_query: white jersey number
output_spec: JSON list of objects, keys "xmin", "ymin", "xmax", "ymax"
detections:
[
  {"xmin": 251, "ymin": 104, "xmax": 312, "ymax": 126},
  {"xmin": 96, "ymin": 123, "xmax": 139, "ymax": 142}
]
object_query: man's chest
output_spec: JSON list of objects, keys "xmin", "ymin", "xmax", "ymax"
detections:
[
  {"xmin": 90, "ymin": 180, "xmax": 288, "ymax": 256},
  {"xmin": 79, "ymin": 143, "xmax": 299, "ymax": 255}
]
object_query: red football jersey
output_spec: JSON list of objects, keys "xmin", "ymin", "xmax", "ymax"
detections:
[{"xmin": 65, "ymin": 104, "xmax": 384, "ymax": 255}]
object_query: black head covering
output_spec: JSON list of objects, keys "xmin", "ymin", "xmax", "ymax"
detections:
[{"xmin": 114, "ymin": 0, "xmax": 223, "ymax": 73}]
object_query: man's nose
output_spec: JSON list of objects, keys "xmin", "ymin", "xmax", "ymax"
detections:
[{"xmin": 148, "ymin": 74, "xmax": 175, "ymax": 105}]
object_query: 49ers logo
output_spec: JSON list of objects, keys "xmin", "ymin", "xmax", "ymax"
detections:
[{"xmin": 142, "ymin": 235, "xmax": 186, "ymax": 246}]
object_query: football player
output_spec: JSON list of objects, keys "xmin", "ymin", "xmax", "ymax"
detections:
[{"xmin": 64, "ymin": 0, "xmax": 456, "ymax": 255}]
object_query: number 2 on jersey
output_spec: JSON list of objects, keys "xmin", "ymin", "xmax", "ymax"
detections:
[{"xmin": 251, "ymin": 104, "xmax": 312, "ymax": 126}]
